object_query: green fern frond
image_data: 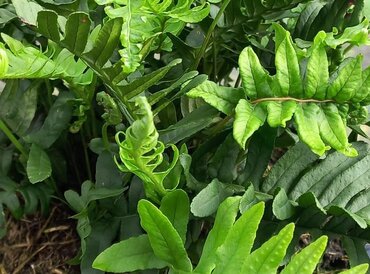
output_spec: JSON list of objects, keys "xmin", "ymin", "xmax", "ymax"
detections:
[
  {"xmin": 115, "ymin": 96, "xmax": 179, "ymax": 202},
  {"xmin": 188, "ymin": 22, "xmax": 370, "ymax": 157},
  {"xmin": 96, "ymin": 0, "xmax": 209, "ymax": 73}
]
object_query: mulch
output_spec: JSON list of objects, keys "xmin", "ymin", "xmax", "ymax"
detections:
[{"xmin": 0, "ymin": 203, "xmax": 80, "ymax": 274}]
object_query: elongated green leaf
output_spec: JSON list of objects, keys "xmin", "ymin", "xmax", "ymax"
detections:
[
  {"xmin": 305, "ymin": 32, "xmax": 328, "ymax": 99},
  {"xmin": 159, "ymin": 190, "xmax": 189, "ymax": 243},
  {"xmin": 266, "ymin": 101, "xmax": 297, "ymax": 127},
  {"xmin": 236, "ymin": 125, "xmax": 276, "ymax": 188},
  {"xmin": 233, "ymin": 99, "xmax": 267, "ymax": 150},
  {"xmin": 353, "ymin": 67, "xmax": 370, "ymax": 103},
  {"xmin": 264, "ymin": 141, "xmax": 370, "ymax": 229},
  {"xmin": 195, "ymin": 196, "xmax": 241, "ymax": 274},
  {"xmin": 187, "ymin": 80, "xmax": 245, "ymax": 115},
  {"xmin": 36, "ymin": 10, "xmax": 60, "ymax": 42},
  {"xmin": 262, "ymin": 142, "xmax": 317, "ymax": 193},
  {"xmin": 319, "ymin": 104, "xmax": 357, "ymax": 157},
  {"xmin": 339, "ymin": 264, "xmax": 369, "ymax": 274},
  {"xmin": 208, "ymin": 134, "xmax": 244, "ymax": 183},
  {"xmin": 327, "ymin": 56, "xmax": 363, "ymax": 102},
  {"xmin": 138, "ymin": 200, "xmax": 192, "ymax": 272},
  {"xmin": 159, "ymin": 105, "xmax": 219, "ymax": 144},
  {"xmin": 26, "ymin": 92, "xmax": 74, "ymax": 149},
  {"xmin": 293, "ymin": 1, "xmax": 326, "ymax": 40},
  {"xmin": 61, "ymin": 12, "xmax": 91, "ymax": 55},
  {"xmin": 281, "ymin": 236, "xmax": 328, "ymax": 274},
  {"xmin": 214, "ymin": 202, "xmax": 264, "ymax": 274},
  {"xmin": 294, "ymin": 103, "xmax": 328, "ymax": 156},
  {"xmin": 240, "ymin": 223, "xmax": 294, "ymax": 274},
  {"xmin": 27, "ymin": 144, "xmax": 52, "ymax": 184},
  {"xmin": 239, "ymin": 47, "xmax": 272, "ymax": 99},
  {"xmin": 274, "ymin": 24, "xmax": 302, "ymax": 97},
  {"xmin": 272, "ymin": 188, "xmax": 296, "ymax": 220},
  {"xmin": 83, "ymin": 17, "xmax": 123, "ymax": 67},
  {"xmin": 92, "ymin": 235, "xmax": 167, "ymax": 272},
  {"xmin": 190, "ymin": 179, "xmax": 234, "ymax": 217},
  {"xmin": 119, "ymin": 59, "xmax": 181, "ymax": 100}
]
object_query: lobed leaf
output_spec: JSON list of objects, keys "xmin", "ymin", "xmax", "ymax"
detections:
[
  {"xmin": 187, "ymin": 80, "xmax": 245, "ymax": 115},
  {"xmin": 233, "ymin": 99, "xmax": 266, "ymax": 150},
  {"xmin": 195, "ymin": 196, "xmax": 241, "ymax": 274},
  {"xmin": 240, "ymin": 223, "xmax": 295, "ymax": 274},
  {"xmin": 281, "ymin": 236, "xmax": 328, "ymax": 274},
  {"xmin": 214, "ymin": 202, "xmax": 264, "ymax": 274}
]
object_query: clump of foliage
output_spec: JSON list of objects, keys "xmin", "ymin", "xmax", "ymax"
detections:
[{"xmin": 1, "ymin": 0, "xmax": 370, "ymax": 273}]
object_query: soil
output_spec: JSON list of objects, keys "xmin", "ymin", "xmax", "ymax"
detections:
[{"xmin": 0, "ymin": 203, "xmax": 80, "ymax": 274}]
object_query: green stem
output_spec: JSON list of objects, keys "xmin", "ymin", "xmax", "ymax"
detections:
[
  {"xmin": 102, "ymin": 123, "xmax": 110, "ymax": 151},
  {"xmin": 80, "ymin": 130, "xmax": 93, "ymax": 181},
  {"xmin": 191, "ymin": 0, "xmax": 231, "ymax": 70},
  {"xmin": 0, "ymin": 119, "xmax": 28, "ymax": 157},
  {"xmin": 251, "ymin": 97, "xmax": 335, "ymax": 104}
]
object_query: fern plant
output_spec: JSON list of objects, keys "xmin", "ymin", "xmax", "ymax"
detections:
[
  {"xmin": 115, "ymin": 96, "xmax": 180, "ymax": 203},
  {"xmin": 93, "ymin": 194, "xmax": 369, "ymax": 274},
  {"xmin": 188, "ymin": 22, "xmax": 370, "ymax": 157},
  {"xmin": 94, "ymin": 0, "xmax": 210, "ymax": 73}
]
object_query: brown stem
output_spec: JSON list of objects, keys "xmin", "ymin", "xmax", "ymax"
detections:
[{"xmin": 251, "ymin": 97, "xmax": 335, "ymax": 104}]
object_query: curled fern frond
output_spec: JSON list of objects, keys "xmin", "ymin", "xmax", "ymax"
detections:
[
  {"xmin": 188, "ymin": 21, "xmax": 370, "ymax": 157},
  {"xmin": 115, "ymin": 96, "xmax": 179, "ymax": 202}
]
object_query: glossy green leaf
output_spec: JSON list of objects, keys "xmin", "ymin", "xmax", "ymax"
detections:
[
  {"xmin": 240, "ymin": 223, "xmax": 294, "ymax": 274},
  {"xmin": 82, "ymin": 17, "xmax": 123, "ymax": 67},
  {"xmin": 61, "ymin": 12, "xmax": 91, "ymax": 55},
  {"xmin": 319, "ymin": 104, "xmax": 357, "ymax": 157},
  {"xmin": 281, "ymin": 236, "xmax": 328, "ymax": 274},
  {"xmin": 339, "ymin": 264, "xmax": 369, "ymax": 274},
  {"xmin": 327, "ymin": 56, "xmax": 363, "ymax": 102},
  {"xmin": 304, "ymin": 32, "xmax": 328, "ymax": 99},
  {"xmin": 294, "ymin": 103, "xmax": 328, "ymax": 156},
  {"xmin": 233, "ymin": 99, "xmax": 266, "ymax": 150},
  {"xmin": 187, "ymin": 80, "xmax": 245, "ymax": 115},
  {"xmin": 160, "ymin": 190, "xmax": 189, "ymax": 243},
  {"xmin": 266, "ymin": 101, "xmax": 297, "ymax": 127},
  {"xmin": 138, "ymin": 199, "xmax": 192, "ymax": 272},
  {"xmin": 27, "ymin": 144, "xmax": 52, "ymax": 184},
  {"xmin": 274, "ymin": 24, "xmax": 303, "ymax": 97},
  {"xmin": 239, "ymin": 47, "xmax": 272, "ymax": 99},
  {"xmin": 352, "ymin": 67, "xmax": 370, "ymax": 103},
  {"xmin": 214, "ymin": 202, "xmax": 264, "ymax": 274},
  {"xmin": 92, "ymin": 235, "xmax": 167, "ymax": 272},
  {"xmin": 195, "ymin": 196, "xmax": 241, "ymax": 274},
  {"xmin": 119, "ymin": 59, "xmax": 181, "ymax": 100}
]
